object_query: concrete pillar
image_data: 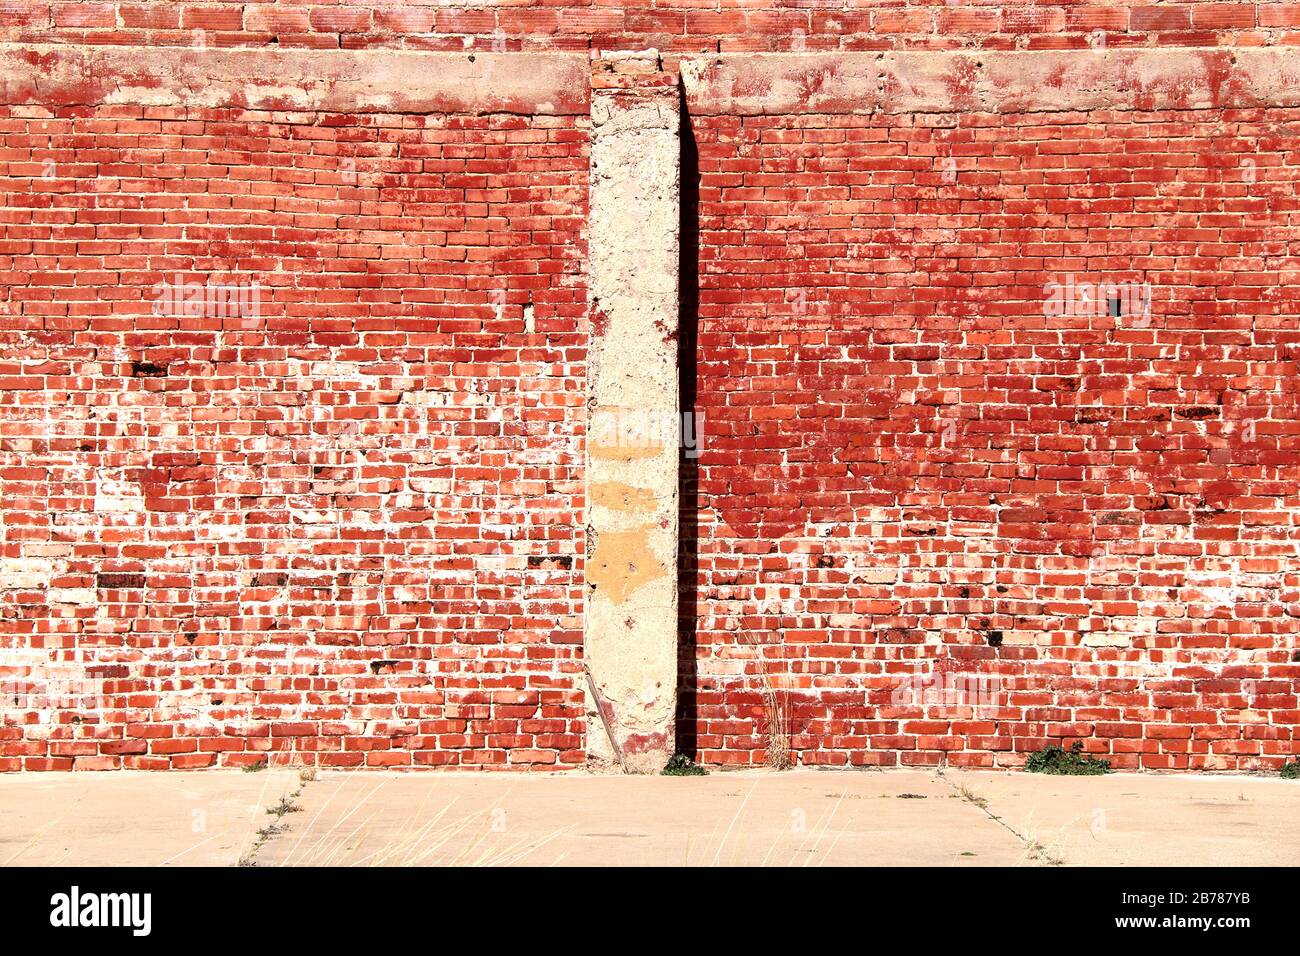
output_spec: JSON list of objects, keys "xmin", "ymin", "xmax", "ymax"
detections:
[{"xmin": 584, "ymin": 52, "xmax": 680, "ymax": 773}]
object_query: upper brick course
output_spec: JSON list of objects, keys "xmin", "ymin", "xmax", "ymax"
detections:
[{"xmin": 0, "ymin": 1, "xmax": 1295, "ymax": 53}]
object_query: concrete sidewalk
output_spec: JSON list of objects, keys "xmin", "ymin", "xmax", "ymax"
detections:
[
  {"xmin": 1, "ymin": 768, "xmax": 1295, "ymax": 867},
  {"xmin": 0, "ymin": 768, "xmax": 302, "ymax": 866}
]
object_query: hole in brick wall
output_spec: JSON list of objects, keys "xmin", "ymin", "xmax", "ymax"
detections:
[
  {"xmin": 130, "ymin": 361, "xmax": 168, "ymax": 377},
  {"xmin": 369, "ymin": 660, "xmax": 399, "ymax": 675},
  {"xmin": 985, "ymin": 631, "xmax": 1004, "ymax": 647},
  {"xmin": 1108, "ymin": 294, "xmax": 1122, "ymax": 318},
  {"xmin": 527, "ymin": 555, "xmax": 573, "ymax": 570}
]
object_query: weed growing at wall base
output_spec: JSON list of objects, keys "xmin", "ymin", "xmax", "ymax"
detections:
[
  {"xmin": 662, "ymin": 754, "xmax": 708, "ymax": 776},
  {"xmin": 1025, "ymin": 743, "xmax": 1112, "ymax": 776}
]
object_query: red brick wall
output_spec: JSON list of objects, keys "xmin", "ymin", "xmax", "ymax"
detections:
[
  {"xmin": 0, "ymin": 103, "xmax": 589, "ymax": 769},
  {"xmin": 688, "ymin": 106, "xmax": 1300, "ymax": 771},
  {"xmin": 2, "ymin": 35, "xmax": 1298, "ymax": 776},
  {"xmin": 3, "ymin": 0, "xmax": 1294, "ymax": 52}
]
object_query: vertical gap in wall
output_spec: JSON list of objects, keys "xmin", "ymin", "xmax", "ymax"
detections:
[{"xmin": 676, "ymin": 88, "xmax": 701, "ymax": 761}]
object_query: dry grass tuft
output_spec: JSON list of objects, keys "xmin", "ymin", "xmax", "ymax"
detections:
[{"xmin": 741, "ymin": 631, "xmax": 792, "ymax": 770}]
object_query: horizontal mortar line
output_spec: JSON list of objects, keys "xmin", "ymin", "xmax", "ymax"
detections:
[
  {"xmin": 683, "ymin": 48, "xmax": 1300, "ymax": 117},
  {"xmin": 0, "ymin": 44, "xmax": 592, "ymax": 115}
]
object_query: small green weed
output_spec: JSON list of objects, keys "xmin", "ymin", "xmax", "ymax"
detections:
[
  {"xmin": 1024, "ymin": 742, "xmax": 1111, "ymax": 776},
  {"xmin": 662, "ymin": 754, "xmax": 708, "ymax": 776}
]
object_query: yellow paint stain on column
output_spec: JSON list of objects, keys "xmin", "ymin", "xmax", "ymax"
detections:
[
  {"xmin": 590, "ymin": 481, "xmax": 659, "ymax": 513},
  {"xmin": 589, "ymin": 440, "xmax": 665, "ymax": 461},
  {"xmin": 588, "ymin": 405, "xmax": 667, "ymax": 460},
  {"xmin": 586, "ymin": 527, "xmax": 668, "ymax": 605}
]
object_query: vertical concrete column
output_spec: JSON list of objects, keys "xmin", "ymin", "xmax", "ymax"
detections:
[{"xmin": 584, "ymin": 52, "xmax": 680, "ymax": 773}]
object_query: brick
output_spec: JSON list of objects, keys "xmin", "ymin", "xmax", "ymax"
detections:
[
  {"xmin": 52, "ymin": 2, "xmax": 113, "ymax": 28},
  {"xmin": 95, "ymin": 572, "xmax": 146, "ymax": 589},
  {"xmin": 118, "ymin": 3, "xmax": 180, "ymax": 29},
  {"xmin": 180, "ymin": 5, "xmax": 243, "ymax": 32},
  {"xmin": 1130, "ymin": 6, "xmax": 1194, "ymax": 31}
]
